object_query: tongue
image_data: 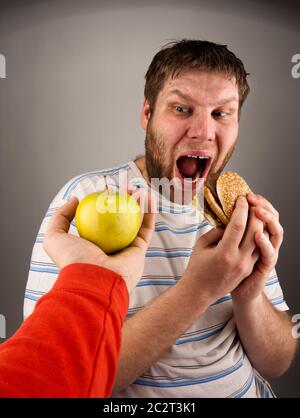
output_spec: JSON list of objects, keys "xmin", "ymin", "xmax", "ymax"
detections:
[{"xmin": 177, "ymin": 156, "xmax": 199, "ymax": 178}]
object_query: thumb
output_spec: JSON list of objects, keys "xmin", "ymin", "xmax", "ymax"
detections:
[
  {"xmin": 136, "ymin": 191, "xmax": 156, "ymax": 249},
  {"xmin": 46, "ymin": 196, "xmax": 79, "ymax": 237},
  {"xmin": 198, "ymin": 227, "xmax": 224, "ymax": 248}
]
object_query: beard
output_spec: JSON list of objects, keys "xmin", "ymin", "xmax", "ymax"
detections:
[
  {"xmin": 145, "ymin": 121, "xmax": 173, "ymax": 181},
  {"xmin": 145, "ymin": 122, "xmax": 179, "ymax": 203}
]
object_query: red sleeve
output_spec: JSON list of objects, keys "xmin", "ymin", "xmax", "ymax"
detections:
[{"xmin": 0, "ymin": 263, "xmax": 129, "ymax": 398}]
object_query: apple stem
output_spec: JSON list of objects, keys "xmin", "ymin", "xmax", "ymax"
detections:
[{"xmin": 104, "ymin": 175, "xmax": 109, "ymax": 194}]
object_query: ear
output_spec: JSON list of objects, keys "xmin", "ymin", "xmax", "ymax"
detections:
[{"xmin": 140, "ymin": 98, "xmax": 151, "ymax": 130}]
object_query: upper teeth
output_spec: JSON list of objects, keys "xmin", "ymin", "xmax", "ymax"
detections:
[{"xmin": 186, "ymin": 155, "xmax": 209, "ymax": 159}]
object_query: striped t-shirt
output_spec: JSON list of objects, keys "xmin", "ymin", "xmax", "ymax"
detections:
[{"xmin": 24, "ymin": 161, "xmax": 288, "ymax": 398}]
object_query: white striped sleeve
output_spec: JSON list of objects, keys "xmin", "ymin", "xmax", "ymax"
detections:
[{"xmin": 264, "ymin": 268, "xmax": 289, "ymax": 311}]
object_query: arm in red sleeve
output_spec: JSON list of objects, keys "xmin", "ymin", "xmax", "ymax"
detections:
[{"xmin": 0, "ymin": 263, "xmax": 129, "ymax": 398}]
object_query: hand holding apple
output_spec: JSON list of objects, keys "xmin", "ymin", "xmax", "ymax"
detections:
[{"xmin": 43, "ymin": 193, "xmax": 156, "ymax": 293}]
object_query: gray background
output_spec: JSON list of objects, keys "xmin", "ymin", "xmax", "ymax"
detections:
[{"xmin": 0, "ymin": 0, "xmax": 299, "ymax": 397}]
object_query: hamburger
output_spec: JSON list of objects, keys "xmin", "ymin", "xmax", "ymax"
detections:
[{"xmin": 204, "ymin": 171, "xmax": 251, "ymax": 228}]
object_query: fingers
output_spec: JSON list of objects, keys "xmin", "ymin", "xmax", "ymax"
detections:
[
  {"xmin": 221, "ymin": 196, "xmax": 249, "ymax": 250},
  {"xmin": 199, "ymin": 227, "xmax": 224, "ymax": 248},
  {"xmin": 46, "ymin": 197, "xmax": 79, "ymax": 237},
  {"xmin": 251, "ymin": 248, "xmax": 260, "ymax": 264},
  {"xmin": 254, "ymin": 231, "xmax": 277, "ymax": 275},
  {"xmin": 246, "ymin": 192, "xmax": 283, "ymax": 250},
  {"xmin": 133, "ymin": 187, "xmax": 148, "ymax": 214},
  {"xmin": 136, "ymin": 191, "xmax": 157, "ymax": 250},
  {"xmin": 253, "ymin": 206, "xmax": 283, "ymax": 250},
  {"xmin": 247, "ymin": 193, "xmax": 279, "ymax": 219},
  {"xmin": 239, "ymin": 207, "xmax": 263, "ymax": 253}
]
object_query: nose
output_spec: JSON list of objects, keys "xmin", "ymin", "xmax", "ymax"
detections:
[{"xmin": 186, "ymin": 111, "xmax": 215, "ymax": 142}]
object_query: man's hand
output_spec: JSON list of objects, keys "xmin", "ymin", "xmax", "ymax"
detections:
[
  {"xmin": 232, "ymin": 193, "xmax": 284, "ymax": 303},
  {"xmin": 183, "ymin": 195, "xmax": 262, "ymax": 304},
  {"xmin": 43, "ymin": 193, "xmax": 156, "ymax": 293}
]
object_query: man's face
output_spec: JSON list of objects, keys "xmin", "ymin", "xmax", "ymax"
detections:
[{"xmin": 142, "ymin": 69, "xmax": 240, "ymax": 193}]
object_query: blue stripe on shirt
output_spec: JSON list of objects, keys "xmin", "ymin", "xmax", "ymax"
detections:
[
  {"xmin": 271, "ymin": 296, "xmax": 285, "ymax": 306},
  {"xmin": 29, "ymin": 266, "xmax": 59, "ymax": 275},
  {"xmin": 175, "ymin": 325, "xmax": 225, "ymax": 346},
  {"xmin": 158, "ymin": 206, "xmax": 192, "ymax": 214},
  {"xmin": 211, "ymin": 295, "xmax": 232, "ymax": 305},
  {"xmin": 233, "ymin": 372, "xmax": 254, "ymax": 398},
  {"xmin": 137, "ymin": 281, "xmax": 175, "ymax": 287},
  {"xmin": 25, "ymin": 292, "xmax": 41, "ymax": 301},
  {"xmin": 134, "ymin": 356, "xmax": 244, "ymax": 387},
  {"xmin": 146, "ymin": 251, "xmax": 191, "ymax": 258}
]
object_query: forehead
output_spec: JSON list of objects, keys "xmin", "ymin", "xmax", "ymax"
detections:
[{"xmin": 159, "ymin": 69, "xmax": 239, "ymax": 104}]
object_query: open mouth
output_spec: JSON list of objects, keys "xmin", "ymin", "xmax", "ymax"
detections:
[{"xmin": 175, "ymin": 153, "xmax": 211, "ymax": 182}]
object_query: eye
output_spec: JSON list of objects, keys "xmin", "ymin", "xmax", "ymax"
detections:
[
  {"xmin": 212, "ymin": 110, "xmax": 227, "ymax": 118},
  {"xmin": 175, "ymin": 105, "xmax": 191, "ymax": 114}
]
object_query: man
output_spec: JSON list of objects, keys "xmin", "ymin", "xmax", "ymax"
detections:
[{"xmin": 24, "ymin": 40, "xmax": 297, "ymax": 398}]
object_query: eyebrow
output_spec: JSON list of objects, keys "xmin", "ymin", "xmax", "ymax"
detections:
[
  {"xmin": 165, "ymin": 89, "xmax": 196, "ymax": 103},
  {"xmin": 165, "ymin": 89, "xmax": 239, "ymax": 106}
]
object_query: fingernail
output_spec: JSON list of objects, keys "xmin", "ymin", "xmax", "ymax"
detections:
[{"xmin": 248, "ymin": 193, "xmax": 257, "ymax": 200}]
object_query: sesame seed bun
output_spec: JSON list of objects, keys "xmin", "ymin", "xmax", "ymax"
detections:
[
  {"xmin": 217, "ymin": 172, "xmax": 251, "ymax": 218},
  {"xmin": 204, "ymin": 171, "xmax": 251, "ymax": 227}
]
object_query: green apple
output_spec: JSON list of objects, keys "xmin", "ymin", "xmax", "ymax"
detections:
[{"xmin": 75, "ymin": 191, "xmax": 141, "ymax": 254}]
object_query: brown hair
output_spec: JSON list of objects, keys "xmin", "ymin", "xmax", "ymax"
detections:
[{"xmin": 144, "ymin": 39, "xmax": 250, "ymax": 113}]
